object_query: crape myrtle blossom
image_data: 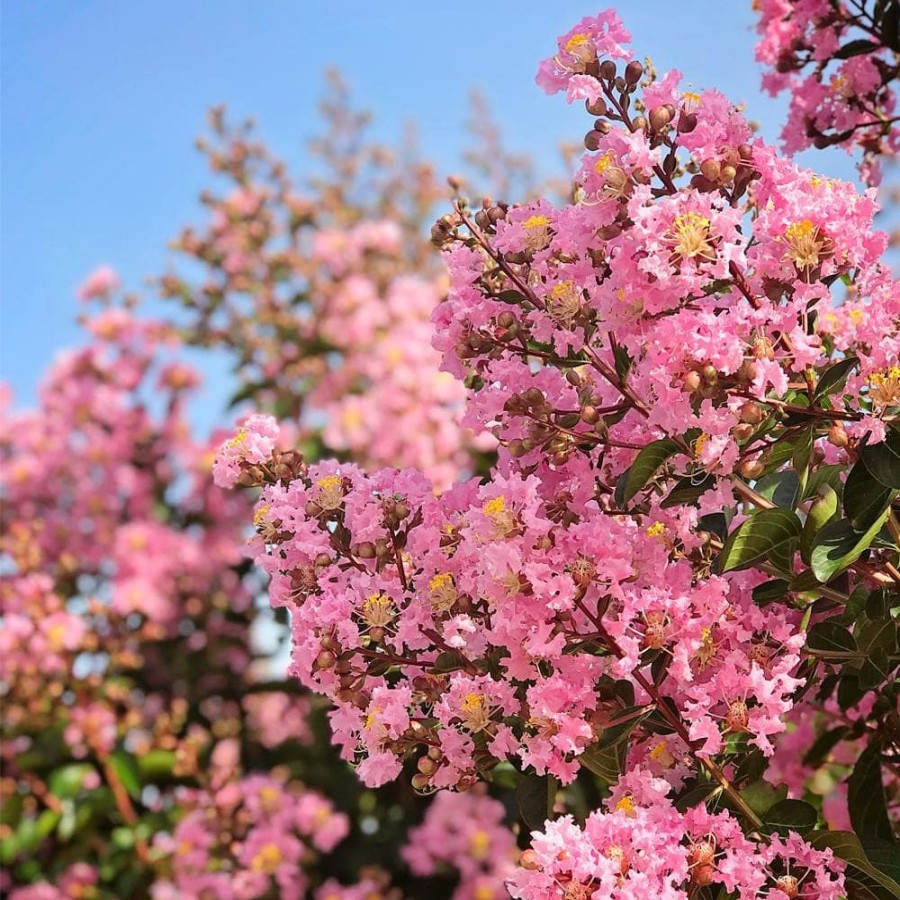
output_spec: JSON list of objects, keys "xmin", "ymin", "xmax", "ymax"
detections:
[
  {"xmin": 150, "ymin": 761, "xmax": 350, "ymax": 900},
  {"xmin": 753, "ymin": 0, "xmax": 900, "ymax": 183},
  {"xmin": 220, "ymin": 7, "xmax": 900, "ymax": 897},
  {"xmin": 160, "ymin": 104, "xmax": 492, "ymax": 492},
  {"xmin": 509, "ymin": 771, "xmax": 845, "ymax": 900},
  {"xmin": 401, "ymin": 787, "xmax": 518, "ymax": 899}
]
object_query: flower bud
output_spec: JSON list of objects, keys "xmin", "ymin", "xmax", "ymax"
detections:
[
  {"xmin": 315, "ymin": 650, "xmax": 336, "ymax": 670},
  {"xmin": 739, "ymin": 402, "xmax": 763, "ymax": 425},
  {"xmin": 599, "ymin": 60, "xmax": 617, "ymax": 80},
  {"xmin": 584, "ymin": 130, "xmax": 603, "ymax": 151},
  {"xmin": 740, "ymin": 458, "xmax": 765, "ymax": 480},
  {"xmin": 623, "ymin": 60, "xmax": 642, "ymax": 87},
  {"xmin": 520, "ymin": 849, "xmax": 541, "ymax": 870},
  {"xmin": 700, "ymin": 158, "xmax": 721, "ymax": 182},
  {"xmin": 683, "ymin": 371, "xmax": 702, "ymax": 392},
  {"xmin": 585, "ymin": 97, "xmax": 608, "ymax": 116},
  {"xmin": 411, "ymin": 773, "xmax": 431, "ymax": 792},
  {"xmin": 649, "ymin": 105, "xmax": 673, "ymax": 131},
  {"xmin": 580, "ymin": 405, "xmax": 600, "ymax": 424},
  {"xmin": 828, "ymin": 422, "xmax": 849, "ymax": 448}
]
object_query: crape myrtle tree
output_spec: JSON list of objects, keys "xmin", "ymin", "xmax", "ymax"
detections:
[
  {"xmin": 218, "ymin": 5, "xmax": 900, "ymax": 900},
  {"xmin": 0, "ymin": 81, "xmax": 534, "ymax": 898}
]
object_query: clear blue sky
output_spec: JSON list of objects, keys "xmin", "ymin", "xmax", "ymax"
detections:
[{"xmin": 1, "ymin": 1, "xmax": 856, "ymax": 415}]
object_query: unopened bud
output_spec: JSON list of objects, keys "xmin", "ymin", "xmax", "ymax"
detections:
[
  {"xmin": 580, "ymin": 405, "xmax": 600, "ymax": 424},
  {"xmin": 624, "ymin": 60, "xmax": 643, "ymax": 85},
  {"xmin": 649, "ymin": 105, "xmax": 673, "ymax": 131},
  {"xmin": 739, "ymin": 458, "xmax": 765, "ymax": 480},
  {"xmin": 584, "ymin": 130, "xmax": 603, "ymax": 151},
  {"xmin": 677, "ymin": 113, "xmax": 698, "ymax": 133},
  {"xmin": 599, "ymin": 60, "xmax": 617, "ymax": 80},
  {"xmin": 701, "ymin": 364, "xmax": 718, "ymax": 386},
  {"xmin": 683, "ymin": 371, "xmax": 702, "ymax": 392},
  {"xmin": 828, "ymin": 422, "xmax": 850, "ymax": 448},
  {"xmin": 700, "ymin": 158, "xmax": 721, "ymax": 182},
  {"xmin": 411, "ymin": 773, "xmax": 431, "ymax": 792},
  {"xmin": 315, "ymin": 650, "xmax": 336, "ymax": 670},
  {"xmin": 520, "ymin": 849, "xmax": 541, "ymax": 871},
  {"xmin": 739, "ymin": 402, "xmax": 763, "ymax": 425},
  {"xmin": 355, "ymin": 541, "xmax": 376, "ymax": 559}
]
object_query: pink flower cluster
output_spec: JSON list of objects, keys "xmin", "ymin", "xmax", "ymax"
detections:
[
  {"xmin": 151, "ymin": 772, "xmax": 349, "ymax": 900},
  {"xmin": 509, "ymin": 770, "xmax": 844, "ymax": 900},
  {"xmin": 228, "ymin": 438, "xmax": 804, "ymax": 788},
  {"xmin": 753, "ymin": 0, "xmax": 899, "ymax": 182},
  {"xmin": 401, "ymin": 787, "xmax": 518, "ymax": 899},
  {"xmin": 162, "ymin": 110, "xmax": 488, "ymax": 490}
]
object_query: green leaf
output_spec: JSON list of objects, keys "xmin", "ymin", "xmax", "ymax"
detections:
[
  {"xmin": 48, "ymin": 764, "xmax": 96, "ymax": 799},
  {"xmin": 801, "ymin": 484, "xmax": 840, "ymax": 564},
  {"xmin": 661, "ymin": 473, "xmax": 716, "ymax": 508},
  {"xmin": 516, "ymin": 774, "xmax": 557, "ymax": 830},
  {"xmin": 802, "ymin": 464, "xmax": 845, "ymax": 502},
  {"xmin": 860, "ymin": 430, "xmax": 900, "ymax": 489},
  {"xmin": 740, "ymin": 780, "xmax": 789, "ymax": 817},
  {"xmin": 715, "ymin": 508, "xmax": 802, "ymax": 574},
  {"xmin": 810, "ymin": 511, "xmax": 891, "ymax": 583},
  {"xmin": 765, "ymin": 798, "xmax": 819, "ymax": 837},
  {"xmin": 432, "ymin": 651, "xmax": 468, "ymax": 673},
  {"xmin": 108, "ymin": 750, "xmax": 141, "ymax": 801},
  {"xmin": 810, "ymin": 831, "xmax": 900, "ymax": 900},
  {"xmin": 859, "ymin": 647, "xmax": 892, "ymax": 690},
  {"xmin": 497, "ymin": 289, "xmax": 526, "ymax": 304},
  {"xmin": 674, "ymin": 781, "xmax": 720, "ymax": 813},
  {"xmin": 615, "ymin": 439, "xmax": 681, "ymax": 507},
  {"xmin": 579, "ymin": 740, "xmax": 627, "ymax": 786},
  {"xmin": 814, "ymin": 356, "xmax": 859, "ymax": 401},
  {"xmin": 844, "ymin": 461, "xmax": 899, "ymax": 531},
  {"xmin": 755, "ymin": 470, "xmax": 800, "ymax": 510},
  {"xmin": 849, "ymin": 742, "xmax": 894, "ymax": 846},
  {"xmin": 137, "ymin": 749, "xmax": 176, "ymax": 780},
  {"xmin": 806, "ymin": 620, "xmax": 858, "ymax": 657},
  {"xmin": 753, "ymin": 579, "xmax": 791, "ymax": 605},
  {"xmin": 834, "ymin": 39, "xmax": 880, "ymax": 58}
]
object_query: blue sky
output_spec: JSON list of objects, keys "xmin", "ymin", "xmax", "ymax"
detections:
[{"xmin": 2, "ymin": 1, "xmax": 857, "ymax": 415}]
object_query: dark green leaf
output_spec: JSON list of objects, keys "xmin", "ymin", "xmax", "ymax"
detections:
[
  {"xmin": 807, "ymin": 620, "xmax": 858, "ymax": 656},
  {"xmin": 741, "ymin": 780, "xmax": 789, "ymax": 817},
  {"xmin": 814, "ymin": 356, "xmax": 859, "ymax": 400},
  {"xmin": 674, "ymin": 781, "xmax": 720, "ymax": 813},
  {"xmin": 834, "ymin": 39, "xmax": 880, "ymax": 58},
  {"xmin": 765, "ymin": 798, "xmax": 819, "ymax": 837},
  {"xmin": 849, "ymin": 742, "xmax": 894, "ymax": 846},
  {"xmin": 432, "ymin": 651, "xmax": 468, "ymax": 674},
  {"xmin": 810, "ymin": 831, "xmax": 900, "ymax": 900},
  {"xmin": 755, "ymin": 470, "xmax": 800, "ymax": 510},
  {"xmin": 517, "ymin": 774, "xmax": 557, "ymax": 830},
  {"xmin": 715, "ymin": 508, "xmax": 802, "ymax": 574},
  {"xmin": 497, "ymin": 289, "xmax": 526, "ymax": 304},
  {"xmin": 860, "ymin": 430, "xmax": 900, "ymax": 489},
  {"xmin": 579, "ymin": 741, "xmax": 627, "ymax": 786},
  {"xmin": 753, "ymin": 579, "xmax": 791, "ymax": 605},
  {"xmin": 661, "ymin": 473, "xmax": 716, "ymax": 508},
  {"xmin": 844, "ymin": 461, "xmax": 898, "ymax": 531},
  {"xmin": 615, "ymin": 439, "xmax": 681, "ymax": 507}
]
